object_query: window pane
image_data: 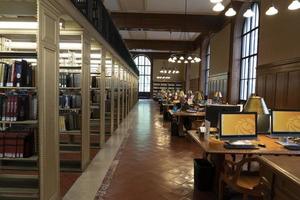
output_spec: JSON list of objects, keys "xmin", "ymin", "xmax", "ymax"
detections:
[
  {"xmin": 145, "ymin": 57, "xmax": 151, "ymax": 66},
  {"xmin": 145, "ymin": 76, "xmax": 150, "ymax": 84},
  {"xmin": 145, "ymin": 66, "xmax": 151, "ymax": 75}
]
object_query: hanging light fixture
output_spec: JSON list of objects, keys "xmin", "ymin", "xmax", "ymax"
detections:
[
  {"xmin": 213, "ymin": 2, "xmax": 225, "ymax": 12},
  {"xmin": 266, "ymin": 0, "xmax": 278, "ymax": 15},
  {"xmin": 168, "ymin": 0, "xmax": 202, "ymax": 64},
  {"xmin": 288, "ymin": 0, "xmax": 300, "ymax": 10},
  {"xmin": 225, "ymin": 7, "xmax": 237, "ymax": 17},
  {"xmin": 243, "ymin": 7, "xmax": 255, "ymax": 18}
]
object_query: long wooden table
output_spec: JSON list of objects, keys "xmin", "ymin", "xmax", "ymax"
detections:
[
  {"xmin": 188, "ymin": 130, "xmax": 300, "ymax": 156},
  {"xmin": 259, "ymin": 156, "xmax": 300, "ymax": 200},
  {"xmin": 169, "ymin": 110, "xmax": 205, "ymax": 136},
  {"xmin": 187, "ymin": 130, "xmax": 300, "ymax": 196}
]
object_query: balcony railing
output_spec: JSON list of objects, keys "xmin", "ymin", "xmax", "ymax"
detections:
[{"xmin": 71, "ymin": 0, "xmax": 139, "ymax": 75}]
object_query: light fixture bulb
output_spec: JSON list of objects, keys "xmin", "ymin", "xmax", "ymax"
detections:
[
  {"xmin": 184, "ymin": 60, "xmax": 188, "ymax": 64},
  {"xmin": 168, "ymin": 58, "xmax": 173, "ymax": 62},
  {"xmin": 225, "ymin": 7, "xmax": 237, "ymax": 17},
  {"xmin": 288, "ymin": 0, "xmax": 300, "ymax": 10},
  {"xmin": 179, "ymin": 56, "xmax": 184, "ymax": 60},
  {"xmin": 243, "ymin": 8, "xmax": 255, "ymax": 18},
  {"xmin": 173, "ymin": 56, "xmax": 177, "ymax": 61},
  {"xmin": 213, "ymin": 2, "xmax": 225, "ymax": 12},
  {"xmin": 266, "ymin": 5, "xmax": 278, "ymax": 15},
  {"xmin": 187, "ymin": 56, "xmax": 193, "ymax": 60},
  {"xmin": 177, "ymin": 60, "xmax": 182, "ymax": 63},
  {"xmin": 210, "ymin": 0, "xmax": 222, "ymax": 3},
  {"xmin": 164, "ymin": 70, "xmax": 167, "ymax": 73},
  {"xmin": 168, "ymin": 70, "xmax": 172, "ymax": 74},
  {"xmin": 176, "ymin": 70, "xmax": 180, "ymax": 74},
  {"xmin": 191, "ymin": 60, "xmax": 195, "ymax": 63}
]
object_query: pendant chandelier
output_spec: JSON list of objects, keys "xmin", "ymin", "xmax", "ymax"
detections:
[
  {"xmin": 168, "ymin": 0, "xmax": 201, "ymax": 64},
  {"xmin": 210, "ymin": 0, "xmax": 300, "ymax": 17},
  {"xmin": 160, "ymin": 60, "xmax": 180, "ymax": 74}
]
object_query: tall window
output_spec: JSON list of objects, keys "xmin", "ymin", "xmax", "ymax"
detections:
[
  {"xmin": 134, "ymin": 55, "xmax": 151, "ymax": 92},
  {"xmin": 205, "ymin": 44, "xmax": 211, "ymax": 96},
  {"xmin": 240, "ymin": 3, "xmax": 259, "ymax": 101}
]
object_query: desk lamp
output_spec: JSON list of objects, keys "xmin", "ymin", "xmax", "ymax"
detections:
[
  {"xmin": 243, "ymin": 94, "xmax": 270, "ymax": 133},
  {"xmin": 213, "ymin": 91, "xmax": 223, "ymax": 104}
]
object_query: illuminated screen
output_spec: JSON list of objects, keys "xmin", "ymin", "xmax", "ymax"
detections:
[
  {"xmin": 272, "ymin": 111, "xmax": 300, "ymax": 133},
  {"xmin": 221, "ymin": 114, "xmax": 256, "ymax": 136}
]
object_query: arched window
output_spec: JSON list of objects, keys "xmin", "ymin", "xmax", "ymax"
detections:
[
  {"xmin": 240, "ymin": 3, "xmax": 259, "ymax": 101},
  {"xmin": 134, "ymin": 55, "xmax": 151, "ymax": 92},
  {"xmin": 205, "ymin": 44, "xmax": 211, "ymax": 96}
]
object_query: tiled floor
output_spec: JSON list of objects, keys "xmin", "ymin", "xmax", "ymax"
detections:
[{"xmin": 98, "ymin": 100, "xmax": 214, "ymax": 200}]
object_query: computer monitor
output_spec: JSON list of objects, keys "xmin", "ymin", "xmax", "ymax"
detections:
[
  {"xmin": 271, "ymin": 110, "xmax": 300, "ymax": 137},
  {"xmin": 205, "ymin": 105, "xmax": 241, "ymax": 127},
  {"xmin": 219, "ymin": 112, "xmax": 257, "ymax": 141}
]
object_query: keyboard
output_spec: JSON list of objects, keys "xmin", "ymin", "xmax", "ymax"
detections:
[
  {"xmin": 224, "ymin": 144, "xmax": 258, "ymax": 149},
  {"xmin": 284, "ymin": 144, "xmax": 300, "ymax": 151}
]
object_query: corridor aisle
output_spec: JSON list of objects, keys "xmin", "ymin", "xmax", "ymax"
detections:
[{"xmin": 96, "ymin": 100, "xmax": 212, "ymax": 200}]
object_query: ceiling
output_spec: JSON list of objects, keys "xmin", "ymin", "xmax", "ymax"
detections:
[
  {"xmin": 103, "ymin": 0, "xmax": 230, "ymax": 15},
  {"xmin": 104, "ymin": 0, "xmax": 231, "ymax": 54},
  {"xmin": 119, "ymin": 30, "xmax": 200, "ymax": 41}
]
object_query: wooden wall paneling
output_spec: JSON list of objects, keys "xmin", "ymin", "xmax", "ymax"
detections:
[
  {"xmin": 208, "ymin": 73, "xmax": 228, "ymax": 100},
  {"xmin": 100, "ymin": 48, "xmax": 106, "ymax": 147},
  {"xmin": 275, "ymin": 72, "xmax": 288, "ymax": 109},
  {"xmin": 38, "ymin": 0, "xmax": 60, "ymax": 199},
  {"xmin": 256, "ymin": 74, "xmax": 266, "ymax": 98},
  {"xmin": 110, "ymin": 58, "xmax": 115, "ymax": 134},
  {"xmin": 287, "ymin": 70, "xmax": 300, "ymax": 109},
  {"xmin": 265, "ymin": 74, "xmax": 276, "ymax": 108},
  {"xmin": 81, "ymin": 32, "xmax": 91, "ymax": 169}
]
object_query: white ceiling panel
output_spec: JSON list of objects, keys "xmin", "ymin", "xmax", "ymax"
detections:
[
  {"xmin": 103, "ymin": 0, "xmax": 120, "ymax": 11},
  {"xmin": 119, "ymin": 0, "xmax": 145, "ymax": 12},
  {"xmin": 146, "ymin": 0, "xmax": 185, "ymax": 14},
  {"xmin": 144, "ymin": 31, "xmax": 200, "ymax": 41},
  {"xmin": 105, "ymin": 0, "xmax": 231, "ymax": 15},
  {"xmin": 119, "ymin": 30, "xmax": 131, "ymax": 39},
  {"xmin": 128, "ymin": 31, "xmax": 147, "ymax": 40}
]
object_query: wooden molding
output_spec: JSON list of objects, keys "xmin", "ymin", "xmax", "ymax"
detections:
[{"xmin": 258, "ymin": 57, "xmax": 300, "ymax": 73}]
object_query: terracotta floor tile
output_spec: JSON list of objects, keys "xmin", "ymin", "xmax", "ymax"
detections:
[{"xmin": 96, "ymin": 100, "xmax": 214, "ymax": 200}]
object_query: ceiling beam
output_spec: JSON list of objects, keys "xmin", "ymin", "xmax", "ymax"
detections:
[
  {"xmin": 131, "ymin": 52, "xmax": 173, "ymax": 59},
  {"xmin": 111, "ymin": 12, "xmax": 223, "ymax": 32},
  {"xmin": 125, "ymin": 39, "xmax": 194, "ymax": 51}
]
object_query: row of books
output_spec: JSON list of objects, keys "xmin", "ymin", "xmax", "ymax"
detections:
[
  {"xmin": 59, "ymin": 113, "xmax": 81, "ymax": 131},
  {"xmin": 0, "ymin": 129, "xmax": 34, "ymax": 158},
  {"xmin": 91, "ymin": 76, "xmax": 100, "ymax": 88},
  {"xmin": 91, "ymin": 90, "xmax": 100, "ymax": 104},
  {"xmin": 0, "ymin": 93, "xmax": 37, "ymax": 121},
  {"xmin": 59, "ymin": 95, "xmax": 81, "ymax": 109},
  {"xmin": 59, "ymin": 73, "xmax": 80, "ymax": 88},
  {"xmin": 0, "ymin": 60, "xmax": 35, "ymax": 87}
]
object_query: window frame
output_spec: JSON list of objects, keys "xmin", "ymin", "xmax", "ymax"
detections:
[
  {"xmin": 134, "ymin": 55, "xmax": 151, "ymax": 93},
  {"xmin": 204, "ymin": 44, "xmax": 211, "ymax": 96},
  {"xmin": 239, "ymin": 3, "xmax": 260, "ymax": 101}
]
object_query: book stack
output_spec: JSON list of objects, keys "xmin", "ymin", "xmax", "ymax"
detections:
[
  {"xmin": 0, "ymin": 126, "xmax": 34, "ymax": 158},
  {"xmin": 91, "ymin": 76, "xmax": 99, "ymax": 88},
  {"xmin": 0, "ymin": 92, "xmax": 37, "ymax": 121},
  {"xmin": 90, "ymin": 90, "xmax": 100, "ymax": 104},
  {"xmin": 59, "ymin": 113, "xmax": 81, "ymax": 131},
  {"xmin": 59, "ymin": 94, "xmax": 81, "ymax": 109},
  {"xmin": 59, "ymin": 73, "xmax": 81, "ymax": 87},
  {"xmin": 0, "ymin": 60, "xmax": 35, "ymax": 87}
]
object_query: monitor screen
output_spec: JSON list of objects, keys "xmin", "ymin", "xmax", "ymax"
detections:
[
  {"xmin": 220, "ymin": 113, "xmax": 257, "ymax": 140},
  {"xmin": 272, "ymin": 111, "xmax": 300, "ymax": 136}
]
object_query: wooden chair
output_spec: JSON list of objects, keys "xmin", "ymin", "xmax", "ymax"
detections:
[{"xmin": 219, "ymin": 157, "xmax": 271, "ymax": 200}]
